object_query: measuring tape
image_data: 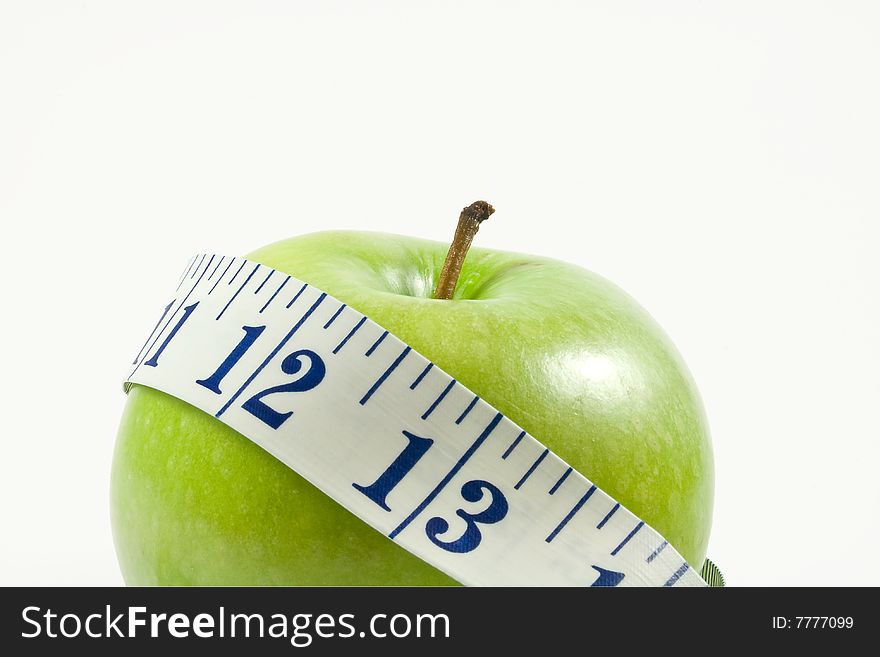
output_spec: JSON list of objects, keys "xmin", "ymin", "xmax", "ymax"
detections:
[{"xmin": 124, "ymin": 253, "xmax": 707, "ymax": 587}]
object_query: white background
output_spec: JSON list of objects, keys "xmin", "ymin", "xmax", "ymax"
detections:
[{"xmin": 1, "ymin": 1, "xmax": 877, "ymax": 586}]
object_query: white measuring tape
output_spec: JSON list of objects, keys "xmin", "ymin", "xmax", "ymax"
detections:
[{"xmin": 124, "ymin": 253, "xmax": 707, "ymax": 587}]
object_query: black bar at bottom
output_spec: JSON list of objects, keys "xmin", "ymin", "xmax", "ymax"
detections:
[{"xmin": 0, "ymin": 587, "xmax": 872, "ymax": 654}]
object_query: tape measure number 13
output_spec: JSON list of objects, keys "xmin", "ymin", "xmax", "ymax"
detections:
[{"xmin": 125, "ymin": 253, "xmax": 708, "ymax": 587}]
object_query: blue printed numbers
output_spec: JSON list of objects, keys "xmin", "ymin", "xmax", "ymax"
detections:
[
  {"xmin": 590, "ymin": 565, "xmax": 625, "ymax": 587},
  {"xmin": 355, "ymin": 434, "xmax": 507, "ymax": 555},
  {"xmin": 196, "ymin": 327, "xmax": 324, "ymax": 430},
  {"xmin": 354, "ymin": 431, "xmax": 433, "ymax": 511},
  {"xmin": 241, "ymin": 349, "xmax": 326, "ymax": 429},
  {"xmin": 425, "ymin": 480, "xmax": 508, "ymax": 553},
  {"xmin": 144, "ymin": 302, "xmax": 199, "ymax": 367},
  {"xmin": 197, "ymin": 325, "xmax": 266, "ymax": 393}
]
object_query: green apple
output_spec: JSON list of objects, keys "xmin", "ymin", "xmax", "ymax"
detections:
[{"xmin": 111, "ymin": 223, "xmax": 713, "ymax": 585}]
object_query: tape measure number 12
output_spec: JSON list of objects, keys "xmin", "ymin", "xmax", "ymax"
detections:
[{"xmin": 125, "ymin": 253, "xmax": 707, "ymax": 587}]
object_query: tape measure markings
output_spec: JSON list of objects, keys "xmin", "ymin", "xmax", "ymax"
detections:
[
  {"xmin": 591, "ymin": 566, "xmax": 625, "ymax": 587},
  {"xmin": 646, "ymin": 540, "xmax": 669, "ymax": 563},
  {"xmin": 323, "ymin": 303, "xmax": 346, "ymax": 329},
  {"xmin": 333, "ymin": 316, "xmax": 367, "ymax": 354},
  {"xmin": 365, "ymin": 330, "xmax": 389, "ymax": 357},
  {"xmin": 143, "ymin": 302, "xmax": 200, "ymax": 369},
  {"xmin": 179, "ymin": 254, "xmax": 194, "ymax": 281},
  {"xmin": 548, "ymin": 465, "xmax": 572, "ymax": 495},
  {"xmin": 175, "ymin": 255, "xmax": 195, "ymax": 290},
  {"xmin": 217, "ymin": 262, "xmax": 260, "ymax": 320},
  {"xmin": 360, "ymin": 345, "xmax": 412, "ymax": 405},
  {"xmin": 610, "ymin": 521, "xmax": 644, "ymax": 556},
  {"xmin": 132, "ymin": 300, "xmax": 174, "ymax": 365},
  {"xmin": 215, "ymin": 291, "xmax": 327, "ymax": 418},
  {"xmin": 420, "ymin": 378, "xmax": 456, "ymax": 420},
  {"xmin": 254, "ymin": 269, "xmax": 275, "ymax": 295},
  {"xmin": 285, "ymin": 282, "xmax": 309, "ymax": 309},
  {"xmin": 259, "ymin": 275, "xmax": 290, "ymax": 313},
  {"xmin": 132, "ymin": 255, "xmax": 210, "ymax": 378},
  {"xmin": 227, "ymin": 259, "xmax": 247, "ymax": 286},
  {"xmin": 596, "ymin": 502, "xmax": 620, "ymax": 529},
  {"xmin": 191, "ymin": 254, "xmax": 207, "ymax": 280},
  {"xmin": 409, "ymin": 362, "xmax": 434, "ymax": 389},
  {"xmin": 665, "ymin": 563, "xmax": 690, "ymax": 587},
  {"xmin": 207, "ymin": 257, "xmax": 234, "ymax": 294},
  {"xmin": 207, "ymin": 255, "xmax": 226, "ymax": 281},
  {"xmin": 514, "ymin": 448, "xmax": 549, "ymax": 490},
  {"xmin": 454, "ymin": 395, "xmax": 480, "ymax": 425},
  {"xmin": 546, "ymin": 485, "xmax": 597, "ymax": 542},
  {"xmin": 181, "ymin": 254, "xmax": 198, "ymax": 282},
  {"xmin": 125, "ymin": 253, "xmax": 706, "ymax": 586},
  {"xmin": 193, "ymin": 253, "xmax": 210, "ymax": 285},
  {"xmin": 387, "ymin": 410, "xmax": 504, "ymax": 541},
  {"xmin": 501, "ymin": 430, "xmax": 526, "ymax": 459},
  {"xmin": 136, "ymin": 255, "xmax": 205, "ymax": 368}
]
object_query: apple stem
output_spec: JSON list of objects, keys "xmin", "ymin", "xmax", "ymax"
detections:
[{"xmin": 433, "ymin": 200, "xmax": 495, "ymax": 300}]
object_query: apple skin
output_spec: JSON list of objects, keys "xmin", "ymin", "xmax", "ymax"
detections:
[{"xmin": 111, "ymin": 230, "xmax": 713, "ymax": 585}]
